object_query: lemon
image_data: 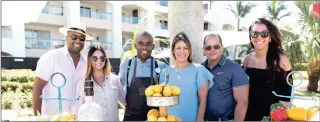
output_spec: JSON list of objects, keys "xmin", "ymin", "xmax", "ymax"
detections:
[
  {"xmin": 162, "ymin": 86, "xmax": 173, "ymax": 97},
  {"xmin": 147, "ymin": 109, "xmax": 159, "ymax": 118},
  {"xmin": 157, "ymin": 117, "xmax": 167, "ymax": 121},
  {"xmin": 145, "ymin": 85, "xmax": 155, "ymax": 96},
  {"xmin": 172, "ymin": 86, "xmax": 181, "ymax": 96},
  {"xmin": 167, "ymin": 115, "xmax": 176, "ymax": 121},
  {"xmin": 153, "ymin": 93, "xmax": 162, "ymax": 97},
  {"xmin": 154, "ymin": 84, "xmax": 163, "ymax": 93},
  {"xmin": 147, "ymin": 115, "xmax": 158, "ymax": 121}
]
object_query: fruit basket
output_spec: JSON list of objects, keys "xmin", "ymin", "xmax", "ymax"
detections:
[
  {"xmin": 145, "ymin": 74, "xmax": 181, "ymax": 121},
  {"xmin": 262, "ymin": 71, "xmax": 320, "ymax": 121}
]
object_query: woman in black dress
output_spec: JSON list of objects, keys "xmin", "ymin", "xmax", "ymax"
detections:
[{"xmin": 243, "ymin": 18, "xmax": 293, "ymax": 121}]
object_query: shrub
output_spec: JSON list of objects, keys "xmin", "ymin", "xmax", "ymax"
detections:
[
  {"xmin": 1, "ymin": 81, "xmax": 34, "ymax": 94},
  {"xmin": 1, "ymin": 91, "xmax": 32, "ymax": 109},
  {"xmin": 1, "ymin": 69, "xmax": 35, "ymax": 83}
]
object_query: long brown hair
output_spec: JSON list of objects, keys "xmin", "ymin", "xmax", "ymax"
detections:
[
  {"xmin": 171, "ymin": 32, "xmax": 192, "ymax": 63},
  {"xmin": 85, "ymin": 45, "xmax": 112, "ymax": 80},
  {"xmin": 249, "ymin": 18, "xmax": 286, "ymax": 86}
]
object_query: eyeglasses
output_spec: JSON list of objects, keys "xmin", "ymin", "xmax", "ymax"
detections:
[
  {"xmin": 250, "ymin": 30, "xmax": 269, "ymax": 38},
  {"xmin": 70, "ymin": 34, "xmax": 86, "ymax": 41},
  {"xmin": 204, "ymin": 45, "xmax": 221, "ymax": 51},
  {"xmin": 91, "ymin": 56, "xmax": 106, "ymax": 62}
]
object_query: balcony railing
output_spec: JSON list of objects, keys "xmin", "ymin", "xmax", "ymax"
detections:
[
  {"xmin": 96, "ymin": 12, "xmax": 112, "ymax": 20},
  {"xmin": 25, "ymin": 38, "xmax": 113, "ymax": 50},
  {"xmin": 87, "ymin": 40, "xmax": 113, "ymax": 51},
  {"xmin": 41, "ymin": 5, "xmax": 63, "ymax": 16},
  {"xmin": 160, "ymin": 1, "xmax": 168, "ymax": 7},
  {"xmin": 25, "ymin": 38, "xmax": 52, "ymax": 49},
  {"xmin": 122, "ymin": 15, "xmax": 140, "ymax": 24},
  {"xmin": 80, "ymin": 8, "xmax": 112, "ymax": 21}
]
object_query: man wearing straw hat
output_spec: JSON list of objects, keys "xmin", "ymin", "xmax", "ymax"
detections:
[{"xmin": 32, "ymin": 23, "xmax": 93, "ymax": 115}]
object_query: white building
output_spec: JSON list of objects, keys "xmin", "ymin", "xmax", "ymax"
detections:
[{"xmin": 1, "ymin": 1, "xmax": 240, "ymax": 58}]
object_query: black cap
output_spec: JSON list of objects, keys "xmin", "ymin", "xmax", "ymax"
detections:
[{"xmin": 84, "ymin": 80, "xmax": 94, "ymax": 96}]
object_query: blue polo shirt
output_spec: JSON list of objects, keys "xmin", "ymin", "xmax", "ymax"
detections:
[{"xmin": 202, "ymin": 55, "xmax": 249, "ymax": 119}]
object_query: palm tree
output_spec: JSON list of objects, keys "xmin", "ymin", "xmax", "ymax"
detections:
[
  {"xmin": 295, "ymin": 1, "xmax": 320, "ymax": 92},
  {"xmin": 266, "ymin": 0, "xmax": 291, "ymax": 23},
  {"xmin": 227, "ymin": 1, "xmax": 256, "ymax": 31},
  {"xmin": 280, "ymin": 27, "xmax": 305, "ymax": 70},
  {"xmin": 237, "ymin": 44, "xmax": 253, "ymax": 58},
  {"xmin": 168, "ymin": 1, "xmax": 204, "ymax": 64}
]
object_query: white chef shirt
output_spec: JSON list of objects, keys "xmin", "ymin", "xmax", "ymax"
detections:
[{"xmin": 35, "ymin": 46, "xmax": 86, "ymax": 115}]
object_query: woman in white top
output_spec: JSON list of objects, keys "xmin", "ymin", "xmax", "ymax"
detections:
[{"xmin": 76, "ymin": 45, "xmax": 126, "ymax": 121}]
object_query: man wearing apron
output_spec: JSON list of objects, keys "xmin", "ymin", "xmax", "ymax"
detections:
[{"xmin": 118, "ymin": 31, "xmax": 168, "ymax": 121}]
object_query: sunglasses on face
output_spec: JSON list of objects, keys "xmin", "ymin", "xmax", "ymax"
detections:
[
  {"xmin": 204, "ymin": 45, "xmax": 221, "ymax": 51},
  {"xmin": 91, "ymin": 56, "xmax": 106, "ymax": 62},
  {"xmin": 250, "ymin": 30, "xmax": 269, "ymax": 38},
  {"xmin": 71, "ymin": 34, "xmax": 86, "ymax": 41}
]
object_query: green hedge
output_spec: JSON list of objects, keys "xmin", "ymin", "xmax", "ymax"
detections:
[
  {"xmin": 1, "ymin": 81, "xmax": 33, "ymax": 93},
  {"xmin": 2, "ymin": 91, "xmax": 32, "ymax": 110},
  {"xmin": 1, "ymin": 69, "xmax": 35, "ymax": 83}
]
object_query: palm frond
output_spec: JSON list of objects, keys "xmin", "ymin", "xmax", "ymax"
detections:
[{"xmin": 277, "ymin": 12, "xmax": 291, "ymax": 21}]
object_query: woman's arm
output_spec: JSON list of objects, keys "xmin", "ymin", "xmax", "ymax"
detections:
[
  {"xmin": 116, "ymin": 76, "xmax": 127, "ymax": 106},
  {"xmin": 197, "ymin": 82, "xmax": 209, "ymax": 122},
  {"xmin": 279, "ymin": 55, "xmax": 292, "ymax": 108}
]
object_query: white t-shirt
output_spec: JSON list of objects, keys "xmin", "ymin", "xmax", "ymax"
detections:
[{"xmin": 35, "ymin": 46, "xmax": 86, "ymax": 115}]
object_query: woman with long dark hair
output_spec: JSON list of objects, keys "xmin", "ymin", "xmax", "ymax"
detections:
[
  {"xmin": 75, "ymin": 45, "xmax": 126, "ymax": 121},
  {"xmin": 242, "ymin": 18, "xmax": 292, "ymax": 121}
]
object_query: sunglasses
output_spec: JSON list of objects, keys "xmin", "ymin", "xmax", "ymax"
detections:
[
  {"xmin": 71, "ymin": 34, "xmax": 86, "ymax": 41},
  {"xmin": 91, "ymin": 56, "xmax": 106, "ymax": 62},
  {"xmin": 204, "ymin": 45, "xmax": 221, "ymax": 51},
  {"xmin": 250, "ymin": 30, "xmax": 269, "ymax": 38}
]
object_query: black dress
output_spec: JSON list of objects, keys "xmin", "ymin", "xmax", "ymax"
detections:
[{"xmin": 244, "ymin": 68, "xmax": 292, "ymax": 121}]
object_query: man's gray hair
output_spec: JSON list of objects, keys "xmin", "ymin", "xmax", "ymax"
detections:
[
  {"xmin": 136, "ymin": 31, "xmax": 154, "ymax": 43},
  {"xmin": 203, "ymin": 33, "xmax": 223, "ymax": 46}
]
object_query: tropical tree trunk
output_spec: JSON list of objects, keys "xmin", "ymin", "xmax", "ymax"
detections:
[
  {"xmin": 307, "ymin": 60, "xmax": 320, "ymax": 92},
  {"xmin": 237, "ymin": 18, "xmax": 240, "ymax": 31},
  {"xmin": 168, "ymin": 1, "xmax": 204, "ymax": 65}
]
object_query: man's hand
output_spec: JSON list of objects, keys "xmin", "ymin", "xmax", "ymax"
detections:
[
  {"xmin": 233, "ymin": 84, "xmax": 249, "ymax": 121},
  {"xmin": 32, "ymin": 77, "xmax": 47, "ymax": 116}
]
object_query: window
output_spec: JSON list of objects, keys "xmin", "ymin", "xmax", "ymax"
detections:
[
  {"xmin": 203, "ymin": 3, "xmax": 208, "ymax": 10},
  {"xmin": 204, "ymin": 23, "xmax": 209, "ymax": 31},
  {"xmin": 25, "ymin": 29, "xmax": 50, "ymax": 49},
  {"xmin": 1, "ymin": 28, "xmax": 11, "ymax": 38},
  {"xmin": 80, "ymin": 6, "xmax": 91, "ymax": 17}
]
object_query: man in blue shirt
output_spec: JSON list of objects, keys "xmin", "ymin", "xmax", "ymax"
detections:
[
  {"xmin": 202, "ymin": 34, "xmax": 249, "ymax": 121},
  {"xmin": 118, "ymin": 31, "xmax": 168, "ymax": 121}
]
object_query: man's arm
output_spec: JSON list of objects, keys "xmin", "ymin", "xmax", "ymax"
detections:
[
  {"xmin": 197, "ymin": 82, "xmax": 209, "ymax": 122},
  {"xmin": 233, "ymin": 85, "xmax": 249, "ymax": 121},
  {"xmin": 32, "ymin": 77, "xmax": 48, "ymax": 115}
]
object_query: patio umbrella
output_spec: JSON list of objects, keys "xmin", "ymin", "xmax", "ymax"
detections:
[
  {"xmin": 2, "ymin": 1, "xmax": 47, "ymax": 26},
  {"xmin": 312, "ymin": 3, "xmax": 320, "ymax": 18}
]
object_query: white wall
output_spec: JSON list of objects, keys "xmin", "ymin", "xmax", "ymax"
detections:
[
  {"xmin": 86, "ymin": 29, "xmax": 107, "ymax": 41},
  {"xmin": 2, "ymin": 24, "xmax": 26, "ymax": 57},
  {"xmin": 122, "ymin": 9, "xmax": 132, "ymax": 16}
]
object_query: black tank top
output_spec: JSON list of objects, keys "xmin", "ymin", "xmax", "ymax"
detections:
[{"xmin": 244, "ymin": 68, "xmax": 292, "ymax": 121}]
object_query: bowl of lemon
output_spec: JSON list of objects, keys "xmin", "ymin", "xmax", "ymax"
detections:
[{"xmin": 145, "ymin": 84, "xmax": 180, "ymax": 107}]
